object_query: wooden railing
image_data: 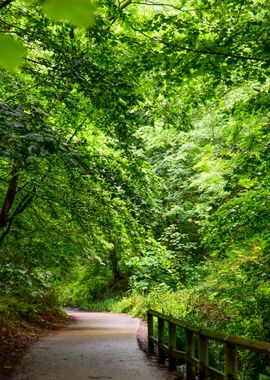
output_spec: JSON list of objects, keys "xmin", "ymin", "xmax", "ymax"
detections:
[{"xmin": 147, "ymin": 309, "xmax": 270, "ymax": 380}]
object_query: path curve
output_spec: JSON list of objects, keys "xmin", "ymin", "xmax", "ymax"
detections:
[{"xmin": 12, "ymin": 310, "xmax": 170, "ymax": 380}]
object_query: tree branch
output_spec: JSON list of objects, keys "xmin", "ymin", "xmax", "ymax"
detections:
[
  {"xmin": 130, "ymin": 2, "xmax": 195, "ymax": 11},
  {"xmin": 0, "ymin": 187, "xmax": 36, "ymax": 244},
  {"xmin": 11, "ymin": 187, "xmax": 36, "ymax": 219},
  {"xmin": 106, "ymin": 0, "xmax": 133, "ymax": 29},
  {"xmin": 128, "ymin": 23, "xmax": 268, "ymax": 62}
]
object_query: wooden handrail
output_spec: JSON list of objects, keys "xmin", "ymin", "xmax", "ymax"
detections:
[{"xmin": 147, "ymin": 309, "xmax": 270, "ymax": 380}]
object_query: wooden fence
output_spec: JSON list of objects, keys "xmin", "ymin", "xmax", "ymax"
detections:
[{"xmin": 147, "ymin": 309, "xmax": 270, "ymax": 380}]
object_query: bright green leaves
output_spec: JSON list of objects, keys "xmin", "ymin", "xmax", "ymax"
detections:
[
  {"xmin": 23, "ymin": 0, "xmax": 97, "ymax": 28},
  {"xmin": 41, "ymin": 0, "xmax": 97, "ymax": 28},
  {"xmin": 0, "ymin": 0, "xmax": 97, "ymax": 71},
  {"xmin": 0, "ymin": 34, "xmax": 26, "ymax": 70}
]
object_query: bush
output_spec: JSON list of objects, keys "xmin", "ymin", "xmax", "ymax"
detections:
[{"xmin": 0, "ymin": 264, "xmax": 62, "ymax": 337}]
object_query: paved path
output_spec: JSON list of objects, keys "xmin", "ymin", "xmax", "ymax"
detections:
[{"xmin": 12, "ymin": 310, "xmax": 170, "ymax": 380}]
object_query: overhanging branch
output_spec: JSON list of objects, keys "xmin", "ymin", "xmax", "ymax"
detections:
[{"xmin": 128, "ymin": 23, "xmax": 268, "ymax": 62}]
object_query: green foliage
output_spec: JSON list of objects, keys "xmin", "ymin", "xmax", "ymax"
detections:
[
  {"xmin": 42, "ymin": 0, "xmax": 97, "ymax": 28},
  {"xmin": 0, "ymin": 264, "xmax": 59, "ymax": 314},
  {"xmin": 0, "ymin": 0, "xmax": 98, "ymax": 70},
  {"xmin": 112, "ymin": 285, "xmax": 190, "ymax": 318},
  {"xmin": 0, "ymin": 1, "xmax": 269, "ymax": 377},
  {"xmin": 0, "ymin": 263, "xmax": 62, "ymax": 339},
  {"xmin": 126, "ymin": 237, "xmax": 178, "ymax": 292},
  {"xmin": 260, "ymin": 369, "xmax": 270, "ymax": 380},
  {"xmin": 61, "ymin": 263, "xmax": 115, "ymax": 308},
  {"xmin": 0, "ymin": 35, "xmax": 26, "ymax": 70}
]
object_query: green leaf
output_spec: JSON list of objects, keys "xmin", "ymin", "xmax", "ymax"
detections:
[
  {"xmin": 42, "ymin": 0, "xmax": 97, "ymax": 28},
  {"xmin": 0, "ymin": 35, "xmax": 26, "ymax": 70}
]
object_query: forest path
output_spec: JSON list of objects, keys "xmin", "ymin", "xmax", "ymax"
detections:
[{"xmin": 12, "ymin": 310, "xmax": 170, "ymax": 380}]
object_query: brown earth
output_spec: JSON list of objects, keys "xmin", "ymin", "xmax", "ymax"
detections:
[{"xmin": 0, "ymin": 312, "xmax": 72, "ymax": 380}]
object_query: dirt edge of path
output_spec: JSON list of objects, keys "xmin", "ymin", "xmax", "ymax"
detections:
[{"xmin": 0, "ymin": 313, "xmax": 74, "ymax": 380}]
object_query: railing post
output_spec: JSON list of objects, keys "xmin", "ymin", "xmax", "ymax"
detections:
[
  {"xmin": 225, "ymin": 343, "xmax": 238, "ymax": 380},
  {"xmin": 158, "ymin": 317, "xmax": 166, "ymax": 364},
  {"xmin": 147, "ymin": 312, "xmax": 154, "ymax": 354},
  {"xmin": 185, "ymin": 328, "xmax": 196, "ymax": 380},
  {"xmin": 198, "ymin": 334, "xmax": 209, "ymax": 379},
  {"xmin": 168, "ymin": 321, "xmax": 177, "ymax": 371}
]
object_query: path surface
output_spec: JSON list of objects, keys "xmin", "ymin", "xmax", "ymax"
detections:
[{"xmin": 12, "ymin": 310, "xmax": 170, "ymax": 380}]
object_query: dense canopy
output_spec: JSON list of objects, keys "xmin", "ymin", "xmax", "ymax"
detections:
[{"xmin": 0, "ymin": 0, "xmax": 269, "ymax": 378}]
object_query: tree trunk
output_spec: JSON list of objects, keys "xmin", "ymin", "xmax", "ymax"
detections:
[
  {"xmin": 0, "ymin": 159, "xmax": 20, "ymax": 228},
  {"xmin": 110, "ymin": 248, "xmax": 122, "ymax": 281}
]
